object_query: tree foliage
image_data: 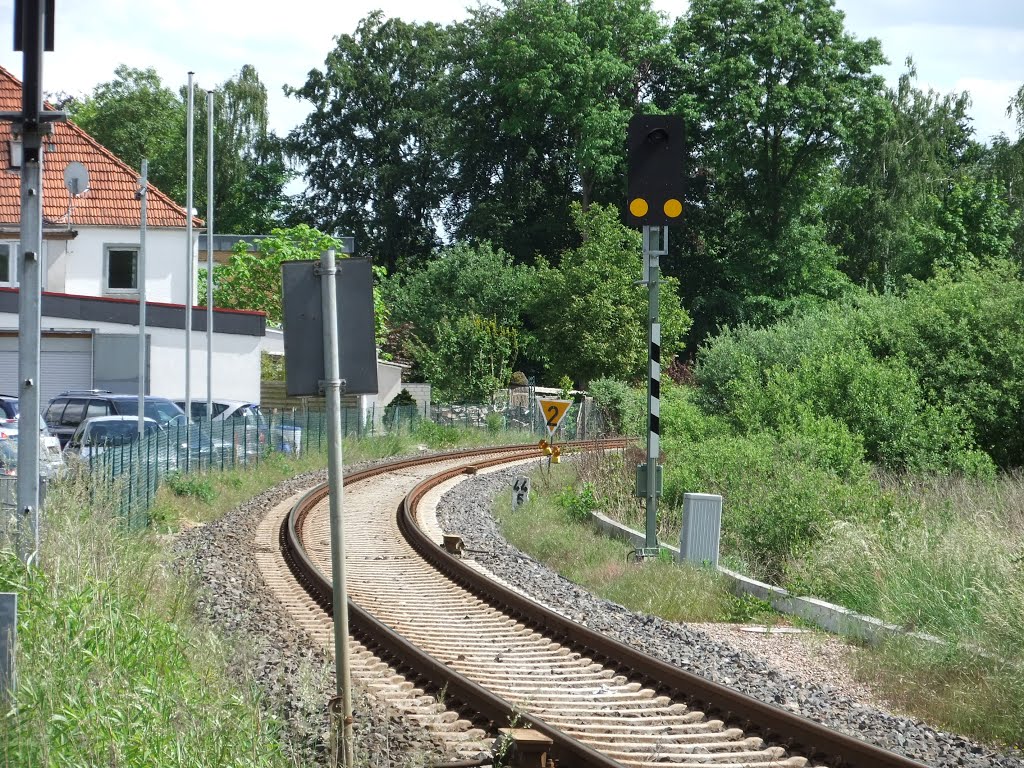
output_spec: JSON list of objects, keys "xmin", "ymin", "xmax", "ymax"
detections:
[
  {"xmin": 68, "ymin": 64, "xmax": 287, "ymax": 234},
  {"xmin": 286, "ymin": 13, "xmax": 451, "ymax": 271},
  {"xmin": 532, "ymin": 203, "xmax": 690, "ymax": 386},
  {"xmin": 68, "ymin": 66, "xmax": 185, "ymax": 202},
  {"xmin": 203, "ymin": 225, "xmax": 388, "ymax": 348}
]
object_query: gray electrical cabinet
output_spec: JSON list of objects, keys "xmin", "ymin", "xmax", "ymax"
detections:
[{"xmin": 679, "ymin": 492, "xmax": 722, "ymax": 567}]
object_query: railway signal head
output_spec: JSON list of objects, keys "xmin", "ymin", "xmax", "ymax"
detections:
[{"xmin": 626, "ymin": 114, "xmax": 685, "ymax": 227}]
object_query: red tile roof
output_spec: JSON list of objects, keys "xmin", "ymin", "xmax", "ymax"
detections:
[{"xmin": 0, "ymin": 65, "xmax": 194, "ymax": 229}]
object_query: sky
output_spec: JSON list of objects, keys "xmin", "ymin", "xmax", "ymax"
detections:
[{"xmin": 0, "ymin": 0, "xmax": 1021, "ymax": 146}]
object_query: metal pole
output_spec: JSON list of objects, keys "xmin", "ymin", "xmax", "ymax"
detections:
[
  {"xmin": 320, "ymin": 248, "xmax": 354, "ymax": 766},
  {"xmin": 205, "ymin": 89, "xmax": 214, "ymax": 421},
  {"xmin": 184, "ymin": 72, "xmax": 194, "ymax": 423},
  {"xmin": 14, "ymin": 0, "xmax": 48, "ymax": 566},
  {"xmin": 137, "ymin": 159, "xmax": 148, "ymax": 437},
  {"xmin": 644, "ymin": 226, "xmax": 668, "ymax": 551}
]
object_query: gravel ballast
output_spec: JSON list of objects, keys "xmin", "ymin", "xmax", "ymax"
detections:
[
  {"xmin": 436, "ymin": 466, "xmax": 1024, "ymax": 768},
  {"xmin": 174, "ymin": 467, "xmax": 450, "ymax": 768},
  {"xmin": 174, "ymin": 455, "xmax": 1024, "ymax": 768}
]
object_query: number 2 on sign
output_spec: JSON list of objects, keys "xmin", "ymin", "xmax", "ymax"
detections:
[{"xmin": 546, "ymin": 405, "xmax": 559, "ymax": 428}]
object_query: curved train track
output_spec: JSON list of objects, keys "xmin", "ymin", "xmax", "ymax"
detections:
[{"xmin": 273, "ymin": 441, "xmax": 929, "ymax": 768}]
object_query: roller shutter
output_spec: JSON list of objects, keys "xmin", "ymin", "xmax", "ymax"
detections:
[{"xmin": 0, "ymin": 333, "xmax": 93, "ymax": 415}]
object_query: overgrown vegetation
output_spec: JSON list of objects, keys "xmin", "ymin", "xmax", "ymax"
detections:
[
  {"xmin": 586, "ymin": 295, "xmax": 1024, "ymax": 744},
  {"xmin": 496, "ymin": 462, "xmax": 751, "ymax": 624},
  {"xmin": 0, "ymin": 464, "xmax": 292, "ymax": 767}
]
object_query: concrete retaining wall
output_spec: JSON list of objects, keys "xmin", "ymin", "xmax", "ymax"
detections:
[{"xmin": 590, "ymin": 511, "xmax": 941, "ymax": 646}]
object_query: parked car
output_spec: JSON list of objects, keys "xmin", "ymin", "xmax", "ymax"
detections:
[
  {"xmin": 65, "ymin": 415, "xmax": 233, "ymax": 472},
  {"xmin": 0, "ymin": 393, "xmax": 19, "ymax": 430},
  {"xmin": 65, "ymin": 416, "xmax": 162, "ymax": 460},
  {"xmin": 0, "ymin": 403, "xmax": 65, "ymax": 479},
  {"xmin": 173, "ymin": 399, "xmax": 303, "ymax": 456},
  {"xmin": 0, "ymin": 433, "xmax": 17, "ymax": 476},
  {"xmin": 44, "ymin": 391, "xmax": 187, "ymax": 448}
]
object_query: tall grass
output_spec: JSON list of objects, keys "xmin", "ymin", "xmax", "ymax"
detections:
[
  {"xmin": 789, "ymin": 473, "xmax": 1024, "ymax": 745},
  {"xmin": 0, "ymin": 463, "xmax": 292, "ymax": 767},
  {"xmin": 496, "ymin": 464, "xmax": 744, "ymax": 623}
]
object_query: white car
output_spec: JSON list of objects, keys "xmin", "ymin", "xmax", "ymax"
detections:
[{"xmin": 64, "ymin": 416, "xmax": 162, "ymax": 460}]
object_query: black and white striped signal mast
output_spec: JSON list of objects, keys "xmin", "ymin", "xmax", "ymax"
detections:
[{"xmin": 626, "ymin": 114, "xmax": 685, "ymax": 558}]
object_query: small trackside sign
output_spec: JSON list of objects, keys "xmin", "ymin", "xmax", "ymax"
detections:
[{"xmin": 536, "ymin": 397, "xmax": 572, "ymax": 436}]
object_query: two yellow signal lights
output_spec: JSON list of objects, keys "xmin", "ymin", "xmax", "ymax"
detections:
[{"xmin": 629, "ymin": 197, "xmax": 682, "ymax": 220}]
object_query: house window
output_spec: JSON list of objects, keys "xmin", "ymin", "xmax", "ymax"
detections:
[
  {"xmin": 104, "ymin": 245, "xmax": 138, "ymax": 293},
  {"xmin": 0, "ymin": 243, "xmax": 16, "ymax": 285}
]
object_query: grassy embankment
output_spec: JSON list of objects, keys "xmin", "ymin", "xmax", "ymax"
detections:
[
  {"xmin": 495, "ymin": 454, "xmax": 772, "ymax": 625},
  {"xmin": 499, "ymin": 442, "xmax": 1024, "ymax": 747},
  {"xmin": 0, "ymin": 421, "xmax": 535, "ymax": 766}
]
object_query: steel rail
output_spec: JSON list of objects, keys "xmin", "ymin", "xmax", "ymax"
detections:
[
  {"xmin": 283, "ymin": 440, "xmax": 929, "ymax": 768},
  {"xmin": 281, "ymin": 441, "xmax": 627, "ymax": 768}
]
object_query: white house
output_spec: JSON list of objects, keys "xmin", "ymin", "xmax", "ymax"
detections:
[{"xmin": 0, "ymin": 65, "xmax": 265, "ymax": 406}]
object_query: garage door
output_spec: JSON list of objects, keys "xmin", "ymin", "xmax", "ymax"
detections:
[{"xmin": 0, "ymin": 333, "xmax": 93, "ymax": 415}]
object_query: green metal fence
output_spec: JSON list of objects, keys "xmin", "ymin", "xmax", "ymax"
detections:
[{"xmin": 58, "ymin": 398, "xmax": 606, "ymax": 529}]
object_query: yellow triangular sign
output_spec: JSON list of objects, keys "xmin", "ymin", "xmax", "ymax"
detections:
[{"xmin": 537, "ymin": 397, "xmax": 572, "ymax": 436}]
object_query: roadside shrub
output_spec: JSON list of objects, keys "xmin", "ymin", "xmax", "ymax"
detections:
[
  {"xmin": 855, "ymin": 263, "xmax": 1024, "ymax": 467},
  {"xmin": 165, "ymin": 472, "xmax": 215, "ymax": 502},
  {"xmin": 663, "ymin": 430, "xmax": 890, "ymax": 580},
  {"xmin": 695, "ymin": 305, "xmax": 992, "ymax": 475},
  {"xmin": 383, "ymin": 388, "xmax": 419, "ymax": 430},
  {"xmin": 556, "ymin": 482, "xmax": 597, "ymax": 523},
  {"xmin": 413, "ymin": 420, "xmax": 462, "ymax": 448},
  {"xmin": 659, "ymin": 380, "xmax": 730, "ymax": 444},
  {"xmin": 485, "ymin": 411, "xmax": 505, "ymax": 433},
  {"xmin": 588, "ymin": 377, "xmax": 644, "ymax": 436},
  {"xmin": 510, "ymin": 370, "xmax": 529, "ymax": 387}
]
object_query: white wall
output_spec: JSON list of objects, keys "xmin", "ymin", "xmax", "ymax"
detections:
[
  {"xmin": 0, "ymin": 311, "xmax": 261, "ymax": 403},
  {"xmin": 47, "ymin": 226, "xmax": 195, "ymax": 305}
]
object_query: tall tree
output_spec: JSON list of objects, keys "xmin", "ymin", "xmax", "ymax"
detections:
[
  {"xmin": 286, "ymin": 13, "xmax": 451, "ymax": 272},
  {"xmin": 195, "ymin": 65, "xmax": 289, "ymax": 234},
  {"xmin": 67, "ymin": 65, "xmax": 186, "ymax": 202},
  {"xmin": 828, "ymin": 62, "xmax": 993, "ymax": 288},
  {"xmin": 448, "ymin": 0, "xmax": 677, "ymax": 261},
  {"xmin": 531, "ymin": 203, "xmax": 690, "ymax": 386},
  {"xmin": 67, "ymin": 64, "xmax": 287, "ymax": 234},
  {"xmin": 669, "ymin": 0, "xmax": 885, "ymax": 338}
]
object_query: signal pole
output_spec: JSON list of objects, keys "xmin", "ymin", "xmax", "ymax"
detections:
[
  {"xmin": 626, "ymin": 114, "xmax": 684, "ymax": 557},
  {"xmin": 643, "ymin": 225, "xmax": 668, "ymax": 551}
]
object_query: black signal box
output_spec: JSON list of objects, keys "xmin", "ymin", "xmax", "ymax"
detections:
[{"xmin": 626, "ymin": 115, "xmax": 685, "ymax": 227}]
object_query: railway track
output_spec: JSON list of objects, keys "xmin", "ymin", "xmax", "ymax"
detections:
[{"xmin": 267, "ymin": 442, "xmax": 930, "ymax": 767}]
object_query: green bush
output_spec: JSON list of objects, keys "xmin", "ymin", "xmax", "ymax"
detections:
[
  {"xmin": 485, "ymin": 411, "xmax": 505, "ymax": 433},
  {"xmin": 384, "ymin": 388, "xmax": 419, "ymax": 430},
  {"xmin": 556, "ymin": 482, "xmax": 597, "ymax": 523},
  {"xmin": 413, "ymin": 419, "xmax": 462, "ymax": 448},
  {"xmin": 663, "ymin": 430, "xmax": 891, "ymax": 580},
  {"xmin": 165, "ymin": 472, "xmax": 216, "ymax": 502},
  {"xmin": 695, "ymin": 302, "xmax": 993, "ymax": 475},
  {"xmin": 588, "ymin": 377, "xmax": 644, "ymax": 436}
]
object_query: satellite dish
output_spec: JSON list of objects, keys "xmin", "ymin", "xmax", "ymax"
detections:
[{"xmin": 63, "ymin": 162, "xmax": 90, "ymax": 196}]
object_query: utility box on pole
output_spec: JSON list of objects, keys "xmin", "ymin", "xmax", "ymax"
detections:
[{"xmin": 678, "ymin": 492, "xmax": 722, "ymax": 567}]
